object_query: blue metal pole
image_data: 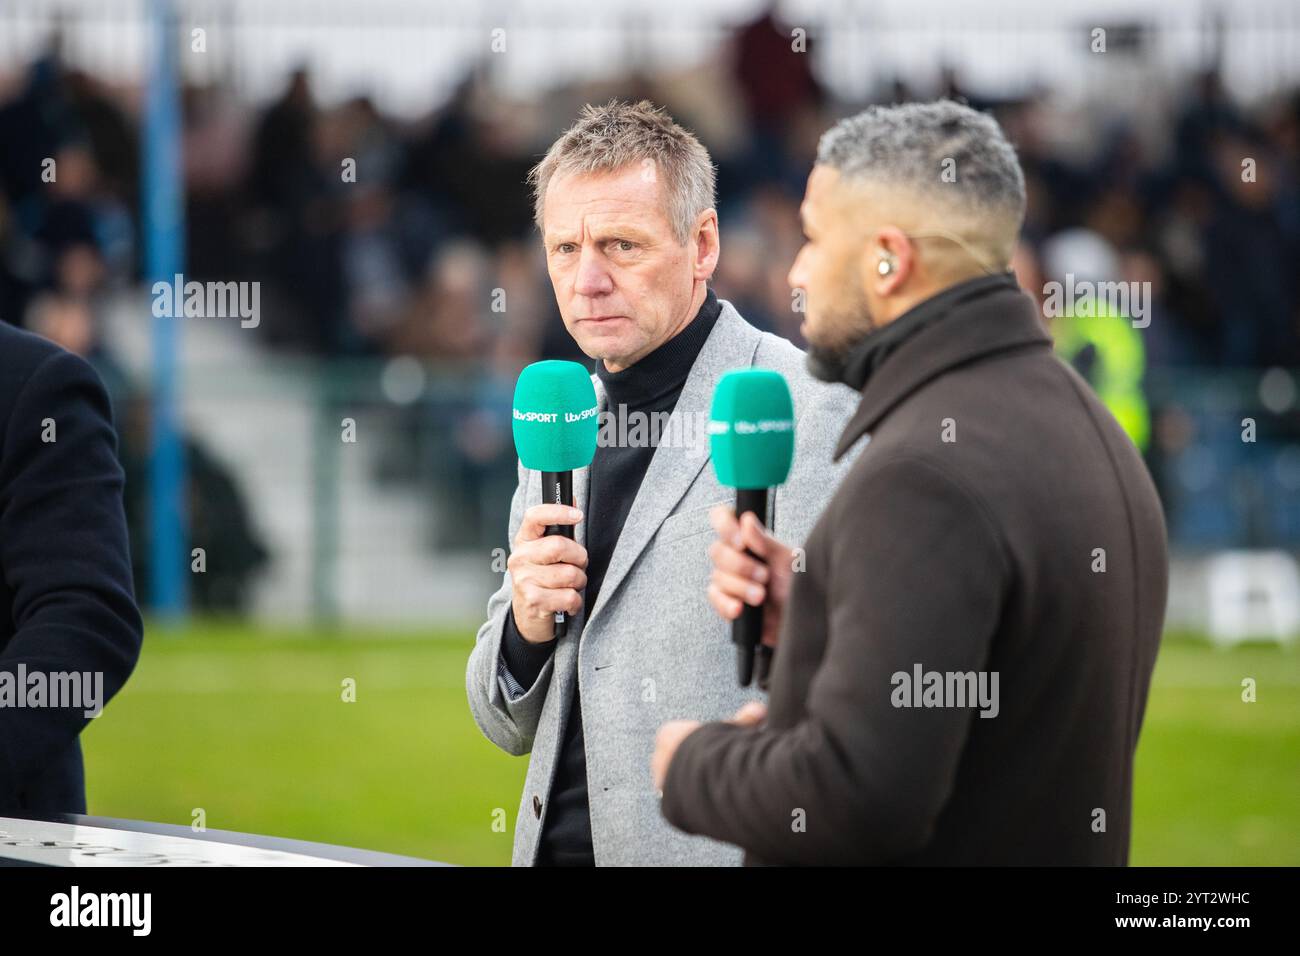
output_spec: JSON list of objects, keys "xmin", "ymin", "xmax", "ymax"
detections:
[{"xmin": 143, "ymin": 0, "xmax": 188, "ymax": 618}]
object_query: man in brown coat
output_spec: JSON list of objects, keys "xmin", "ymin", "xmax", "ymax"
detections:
[{"xmin": 651, "ymin": 101, "xmax": 1168, "ymax": 865}]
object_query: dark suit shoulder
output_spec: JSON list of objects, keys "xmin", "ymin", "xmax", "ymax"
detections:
[
  {"xmin": 0, "ymin": 323, "xmax": 106, "ymax": 421},
  {"xmin": 0, "ymin": 321, "xmax": 67, "ymax": 373}
]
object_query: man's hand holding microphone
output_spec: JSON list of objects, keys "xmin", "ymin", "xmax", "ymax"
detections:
[
  {"xmin": 508, "ymin": 504, "xmax": 587, "ymax": 644},
  {"xmin": 706, "ymin": 504, "xmax": 793, "ymax": 652},
  {"xmin": 510, "ymin": 359, "xmax": 600, "ymax": 644}
]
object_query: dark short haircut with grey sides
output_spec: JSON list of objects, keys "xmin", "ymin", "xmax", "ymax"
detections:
[
  {"xmin": 816, "ymin": 100, "xmax": 1027, "ymax": 251},
  {"xmin": 529, "ymin": 100, "xmax": 716, "ymax": 245}
]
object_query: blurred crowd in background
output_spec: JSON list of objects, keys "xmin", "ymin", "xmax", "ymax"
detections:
[{"xmin": 1, "ymin": 9, "xmax": 1298, "ymax": 613}]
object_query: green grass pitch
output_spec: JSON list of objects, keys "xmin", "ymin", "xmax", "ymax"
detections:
[{"xmin": 79, "ymin": 621, "xmax": 1299, "ymax": 865}]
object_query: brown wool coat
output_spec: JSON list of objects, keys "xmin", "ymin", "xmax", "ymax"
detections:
[{"xmin": 662, "ymin": 276, "xmax": 1169, "ymax": 865}]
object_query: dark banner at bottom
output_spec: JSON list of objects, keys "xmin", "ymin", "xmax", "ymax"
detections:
[{"xmin": 0, "ymin": 861, "xmax": 1282, "ymax": 942}]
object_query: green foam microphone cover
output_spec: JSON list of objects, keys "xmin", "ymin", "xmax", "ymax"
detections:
[
  {"xmin": 512, "ymin": 360, "xmax": 600, "ymax": 472},
  {"xmin": 709, "ymin": 368, "xmax": 795, "ymax": 490}
]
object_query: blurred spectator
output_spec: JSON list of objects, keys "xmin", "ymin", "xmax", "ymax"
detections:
[{"xmin": 3, "ymin": 21, "xmax": 1298, "ymax": 565}]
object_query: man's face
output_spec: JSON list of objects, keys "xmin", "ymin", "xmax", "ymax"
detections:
[
  {"xmin": 787, "ymin": 165, "xmax": 874, "ymax": 356},
  {"xmin": 542, "ymin": 165, "xmax": 702, "ymax": 372}
]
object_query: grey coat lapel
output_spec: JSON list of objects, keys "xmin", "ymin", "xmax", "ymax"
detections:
[
  {"xmin": 573, "ymin": 450, "xmax": 590, "ymax": 553},
  {"xmin": 581, "ymin": 301, "xmax": 762, "ymax": 633}
]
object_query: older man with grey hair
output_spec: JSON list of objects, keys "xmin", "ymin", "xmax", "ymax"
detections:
[
  {"xmin": 654, "ymin": 100, "xmax": 1168, "ymax": 865},
  {"xmin": 466, "ymin": 100, "xmax": 858, "ymax": 866}
]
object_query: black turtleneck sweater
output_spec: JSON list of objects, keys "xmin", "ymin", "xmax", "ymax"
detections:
[{"xmin": 499, "ymin": 290, "xmax": 723, "ymax": 866}]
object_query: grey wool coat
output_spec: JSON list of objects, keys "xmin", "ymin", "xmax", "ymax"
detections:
[{"xmin": 466, "ymin": 299, "xmax": 860, "ymax": 865}]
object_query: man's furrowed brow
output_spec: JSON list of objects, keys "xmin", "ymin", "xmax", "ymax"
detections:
[
  {"xmin": 590, "ymin": 218, "xmax": 658, "ymax": 241},
  {"xmin": 547, "ymin": 220, "xmax": 655, "ymax": 246}
]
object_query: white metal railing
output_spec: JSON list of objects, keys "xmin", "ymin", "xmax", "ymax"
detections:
[{"xmin": 2, "ymin": 0, "xmax": 1298, "ymax": 118}]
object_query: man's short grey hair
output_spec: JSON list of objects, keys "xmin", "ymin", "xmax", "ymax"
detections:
[
  {"xmin": 816, "ymin": 100, "xmax": 1026, "ymax": 250},
  {"xmin": 529, "ymin": 100, "xmax": 716, "ymax": 245}
]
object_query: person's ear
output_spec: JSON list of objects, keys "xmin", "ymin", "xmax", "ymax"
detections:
[
  {"xmin": 872, "ymin": 226, "xmax": 913, "ymax": 295},
  {"xmin": 692, "ymin": 209, "xmax": 720, "ymax": 281}
]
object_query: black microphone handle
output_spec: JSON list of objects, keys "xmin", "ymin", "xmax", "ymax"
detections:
[
  {"xmin": 733, "ymin": 486, "xmax": 769, "ymax": 687},
  {"xmin": 755, "ymin": 643, "xmax": 774, "ymax": 692},
  {"xmin": 541, "ymin": 471, "xmax": 575, "ymax": 640}
]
